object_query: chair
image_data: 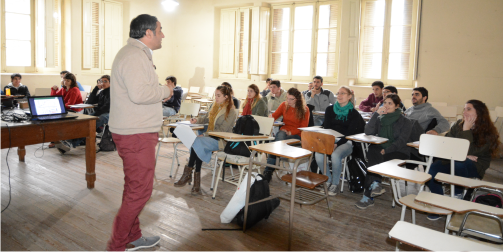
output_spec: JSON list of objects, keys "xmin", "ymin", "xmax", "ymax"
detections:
[
  {"xmin": 181, "ymin": 89, "xmax": 189, "ymax": 101},
  {"xmin": 430, "ymin": 101, "xmax": 448, "ymax": 108},
  {"xmin": 162, "ymin": 102, "xmax": 200, "ymax": 137},
  {"xmin": 204, "ymin": 86, "xmax": 216, "ymax": 99},
  {"xmin": 81, "ymin": 85, "xmax": 92, "ymax": 93},
  {"xmin": 496, "ymin": 106, "xmax": 503, "ymax": 139},
  {"xmin": 189, "ymin": 86, "xmax": 200, "ymax": 93},
  {"xmin": 211, "ymin": 115, "xmax": 275, "ymax": 199},
  {"xmin": 436, "ymin": 105, "xmax": 458, "ymax": 125},
  {"xmin": 80, "ymin": 91, "xmax": 88, "ymax": 101}
]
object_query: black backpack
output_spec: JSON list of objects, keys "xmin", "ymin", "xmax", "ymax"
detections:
[
  {"xmin": 98, "ymin": 124, "xmax": 116, "ymax": 152},
  {"xmin": 473, "ymin": 194, "xmax": 503, "ymax": 208},
  {"xmin": 347, "ymin": 145, "xmax": 368, "ymax": 193},
  {"xmin": 224, "ymin": 115, "xmax": 260, "ymax": 157},
  {"xmin": 236, "ymin": 175, "xmax": 280, "ymax": 228}
]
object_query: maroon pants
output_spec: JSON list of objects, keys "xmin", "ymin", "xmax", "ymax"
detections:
[{"xmin": 106, "ymin": 132, "xmax": 158, "ymax": 251}]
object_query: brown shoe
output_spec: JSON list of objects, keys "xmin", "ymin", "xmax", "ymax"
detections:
[
  {"xmin": 191, "ymin": 172, "xmax": 201, "ymax": 195},
  {"xmin": 174, "ymin": 165, "xmax": 193, "ymax": 187}
]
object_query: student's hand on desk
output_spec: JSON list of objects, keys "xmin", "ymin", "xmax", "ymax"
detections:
[
  {"xmin": 426, "ymin": 130, "xmax": 438, "ymax": 135},
  {"xmin": 190, "ymin": 118, "xmax": 197, "ymax": 124},
  {"xmin": 51, "ymin": 85, "xmax": 59, "ymax": 91},
  {"xmin": 467, "ymin": 155, "xmax": 478, "ymax": 162},
  {"xmin": 380, "ymin": 149, "xmax": 385, "ymax": 155}
]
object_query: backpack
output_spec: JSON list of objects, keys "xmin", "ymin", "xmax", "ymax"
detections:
[
  {"xmin": 235, "ymin": 175, "xmax": 280, "ymax": 228},
  {"xmin": 98, "ymin": 124, "xmax": 116, "ymax": 152},
  {"xmin": 224, "ymin": 115, "xmax": 260, "ymax": 157},
  {"xmin": 347, "ymin": 145, "xmax": 368, "ymax": 193},
  {"xmin": 473, "ymin": 194, "xmax": 503, "ymax": 208}
]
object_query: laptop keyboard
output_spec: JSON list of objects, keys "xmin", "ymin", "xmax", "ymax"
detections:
[{"xmin": 37, "ymin": 115, "xmax": 65, "ymax": 120}]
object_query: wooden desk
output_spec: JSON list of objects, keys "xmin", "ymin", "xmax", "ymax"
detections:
[
  {"xmin": 193, "ymin": 98, "xmax": 213, "ymax": 103},
  {"xmin": 435, "ymin": 173, "xmax": 503, "ymax": 191},
  {"xmin": 209, "ymin": 132, "xmax": 272, "ymax": 140},
  {"xmin": 346, "ymin": 133, "xmax": 388, "ymax": 161},
  {"xmin": 1, "ymin": 113, "xmax": 97, "ymax": 189},
  {"xmin": 69, "ymin": 104, "xmax": 97, "ymax": 109},
  {"xmin": 415, "ymin": 191, "xmax": 503, "ymax": 217},
  {"xmin": 245, "ymin": 141, "xmax": 312, "ymax": 250},
  {"xmin": 407, "ymin": 141, "xmax": 419, "ymax": 148},
  {"xmin": 313, "ymin": 111, "xmax": 325, "ymax": 116}
]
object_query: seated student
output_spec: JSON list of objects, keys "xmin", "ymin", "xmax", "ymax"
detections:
[
  {"xmin": 162, "ymin": 75, "xmax": 182, "ymax": 117},
  {"xmin": 174, "ymin": 86, "xmax": 237, "ymax": 194},
  {"xmin": 51, "ymin": 73, "xmax": 83, "ymax": 112},
  {"xmin": 221, "ymin": 82, "xmax": 240, "ymax": 109},
  {"xmin": 4, "ymin": 73, "xmax": 31, "ymax": 97},
  {"xmin": 86, "ymin": 75, "xmax": 111, "ymax": 129},
  {"xmin": 315, "ymin": 86, "xmax": 365, "ymax": 195},
  {"xmin": 404, "ymin": 87, "xmax": 450, "ymax": 135},
  {"xmin": 359, "ymin": 81, "xmax": 384, "ymax": 112},
  {"xmin": 305, "ymin": 75, "xmax": 336, "ymax": 126},
  {"xmin": 242, "ymin": 84, "xmax": 268, "ymax": 117},
  {"xmin": 262, "ymin": 88, "xmax": 310, "ymax": 182},
  {"xmin": 263, "ymin": 80, "xmax": 287, "ymax": 113},
  {"xmin": 302, "ymin": 82, "xmax": 313, "ymax": 96},
  {"xmin": 355, "ymin": 94, "xmax": 412, "ymax": 209},
  {"xmin": 426, "ymin": 100, "xmax": 501, "ymax": 221},
  {"xmin": 260, "ymin": 78, "xmax": 272, "ymax": 97},
  {"xmin": 373, "ymin": 85, "xmax": 406, "ymax": 112},
  {"xmin": 60, "ymin": 70, "xmax": 85, "ymax": 91}
]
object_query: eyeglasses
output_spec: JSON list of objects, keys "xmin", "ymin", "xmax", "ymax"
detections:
[
  {"xmin": 287, "ymin": 98, "xmax": 296, "ymax": 101},
  {"xmin": 335, "ymin": 92, "xmax": 348, "ymax": 96}
]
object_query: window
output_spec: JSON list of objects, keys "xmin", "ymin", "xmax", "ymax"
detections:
[
  {"xmin": 219, "ymin": 7, "xmax": 251, "ymax": 79},
  {"xmin": 358, "ymin": 0, "xmax": 419, "ymax": 86},
  {"xmin": 270, "ymin": 1, "xmax": 341, "ymax": 82},
  {"xmin": 1, "ymin": 0, "xmax": 61, "ymax": 73},
  {"xmin": 82, "ymin": 0, "xmax": 123, "ymax": 73}
]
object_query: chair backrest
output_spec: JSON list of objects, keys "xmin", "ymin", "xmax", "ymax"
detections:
[
  {"xmin": 307, "ymin": 104, "xmax": 315, "ymax": 127},
  {"xmin": 189, "ymin": 86, "xmax": 200, "ymax": 93},
  {"xmin": 81, "ymin": 85, "xmax": 92, "ymax": 93},
  {"xmin": 233, "ymin": 89, "xmax": 247, "ymax": 100},
  {"xmin": 490, "ymin": 110, "xmax": 498, "ymax": 123},
  {"xmin": 430, "ymin": 101, "xmax": 448, "ymax": 108},
  {"xmin": 204, "ymin": 86, "xmax": 216, "ymax": 98},
  {"xmin": 181, "ymin": 87, "xmax": 189, "ymax": 94},
  {"xmin": 34, "ymin": 88, "xmax": 52, "ymax": 96},
  {"xmin": 178, "ymin": 102, "xmax": 200, "ymax": 117},
  {"xmin": 418, "ymin": 134, "xmax": 470, "ymax": 161},
  {"xmin": 301, "ymin": 131, "xmax": 335, "ymax": 155},
  {"xmin": 181, "ymin": 90, "xmax": 189, "ymax": 101},
  {"xmin": 436, "ymin": 105, "xmax": 457, "ymax": 119},
  {"xmin": 80, "ymin": 91, "xmax": 88, "ymax": 101},
  {"xmin": 252, "ymin": 115, "xmax": 274, "ymax": 136}
]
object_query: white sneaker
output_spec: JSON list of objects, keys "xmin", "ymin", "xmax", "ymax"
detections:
[{"xmin": 328, "ymin": 185, "xmax": 337, "ymax": 196}]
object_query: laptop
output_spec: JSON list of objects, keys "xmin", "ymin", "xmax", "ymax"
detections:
[{"xmin": 28, "ymin": 96, "xmax": 78, "ymax": 121}]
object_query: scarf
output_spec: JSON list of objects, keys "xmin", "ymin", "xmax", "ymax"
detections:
[
  {"xmin": 208, "ymin": 102, "xmax": 225, "ymax": 132},
  {"xmin": 378, "ymin": 108, "xmax": 402, "ymax": 149},
  {"xmin": 333, "ymin": 102, "xmax": 354, "ymax": 121},
  {"xmin": 242, "ymin": 98, "xmax": 254, "ymax": 116}
]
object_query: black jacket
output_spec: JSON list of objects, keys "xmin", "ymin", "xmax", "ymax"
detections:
[
  {"xmin": 162, "ymin": 86, "xmax": 183, "ymax": 113},
  {"xmin": 4, "ymin": 84, "xmax": 30, "ymax": 97},
  {"xmin": 323, "ymin": 105, "xmax": 366, "ymax": 145},
  {"xmin": 86, "ymin": 86, "xmax": 110, "ymax": 116}
]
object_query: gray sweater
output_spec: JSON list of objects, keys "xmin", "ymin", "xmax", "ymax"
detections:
[
  {"xmin": 404, "ymin": 103, "xmax": 450, "ymax": 134},
  {"xmin": 365, "ymin": 113, "xmax": 412, "ymax": 157},
  {"xmin": 304, "ymin": 88, "xmax": 336, "ymax": 112}
]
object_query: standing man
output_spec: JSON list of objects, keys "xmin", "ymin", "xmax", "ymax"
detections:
[
  {"xmin": 305, "ymin": 76, "xmax": 336, "ymax": 126},
  {"xmin": 4, "ymin": 73, "xmax": 31, "ymax": 96},
  {"xmin": 107, "ymin": 14, "xmax": 173, "ymax": 251},
  {"xmin": 405, "ymin": 87, "xmax": 449, "ymax": 135},
  {"xmin": 359, "ymin": 81, "xmax": 384, "ymax": 112},
  {"xmin": 260, "ymin": 78, "xmax": 273, "ymax": 97},
  {"xmin": 162, "ymin": 75, "xmax": 181, "ymax": 117}
]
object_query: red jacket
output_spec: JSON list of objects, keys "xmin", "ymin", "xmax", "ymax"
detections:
[
  {"xmin": 51, "ymin": 87, "xmax": 83, "ymax": 112},
  {"xmin": 272, "ymin": 102, "xmax": 310, "ymax": 136},
  {"xmin": 359, "ymin": 93, "xmax": 383, "ymax": 112}
]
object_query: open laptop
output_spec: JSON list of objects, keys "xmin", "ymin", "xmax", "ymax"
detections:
[{"xmin": 27, "ymin": 96, "xmax": 78, "ymax": 121}]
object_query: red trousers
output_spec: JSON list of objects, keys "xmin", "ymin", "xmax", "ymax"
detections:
[{"xmin": 106, "ymin": 133, "xmax": 158, "ymax": 251}]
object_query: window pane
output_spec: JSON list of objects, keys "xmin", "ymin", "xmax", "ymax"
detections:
[
  {"xmin": 6, "ymin": 40, "xmax": 31, "ymax": 66},
  {"xmin": 271, "ymin": 53, "xmax": 288, "ymax": 75},
  {"xmin": 391, "ymin": 0, "xmax": 413, "ymax": 26},
  {"xmin": 363, "ymin": 27, "xmax": 384, "ymax": 52},
  {"xmin": 6, "ymin": 13, "xmax": 31, "ymax": 40},
  {"xmin": 272, "ymin": 31, "xmax": 289, "ymax": 53},
  {"xmin": 361, "ymin": 53, "xmax": 382, "ymax": 78},
  {"xmin": 388, "ymin": 53, "xmax": 410, "ymax": 79},
  {"xmin": 364, "ymin": 0, "xmax": 385, "ymax": 26},
  {"xmin": 293, "ymin": 30, "xmax": 311, "ymax": 53},
  {"xmin": 5, "ymin": 0, "xmax": 30, "ymax": 14},
  {"xmin": 318, "ymin": 4, "xmax": 338, "ymax": 29},
  {"xmin": 294, "ymin": 6, "xmax": 313, "ymax": 30},
  {"xmin": 272, "ymin": 8, "xmax": 289, "ymax": 31},
  {"xmin": 318, "ymin": 29, "xmax": 337, "ymax": 53},
  {"xmin": 317, "ymin": 53, "xmax": 337, "ymax": 77},
  {"xmin": 292, "ymin": 53, "xmax": 311, "ymax": 76},
  {"xmin": 389, "ymin": 26, "xmax": 411, "ymax": 53}
]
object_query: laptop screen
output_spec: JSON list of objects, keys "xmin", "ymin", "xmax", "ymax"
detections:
[{"xmin": 28, "ymin": 96, "xmax": 67, "ymax": 116}]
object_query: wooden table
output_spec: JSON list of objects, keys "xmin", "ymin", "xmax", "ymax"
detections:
[
  {"xmin": 244, "ymin": 140, "xmax": 312, "ymax": 250},
  {"xmin": 435, "ymin": 173, "xmax": 503, "ymax": 192},
  {"xmin": 345, "ymin": 133, "xmax": 388, "ymax": 160},
  {"xmin": 208, "ymin": 132, "xmax": 272, "ymax": 140},
  {"xmin": 313, "ymin": 111, "xmax": 325, "ymax": 116},
  {"xmin": 1, "ymin": 113, "xmax": 98, "ymax": 189},
  {"xmin": 406, "ymin": 141, "xmax": 419, "ymax": 148}
]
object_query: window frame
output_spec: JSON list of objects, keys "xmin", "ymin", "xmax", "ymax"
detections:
[{"xmin": 357, "ymin": 0, "xmax": 420, "ymax": 87}]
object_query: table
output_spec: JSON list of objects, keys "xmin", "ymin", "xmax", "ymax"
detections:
[
  {"xmin": 406, "ymin": 141, "xmax": 420, "ymax": 148},
  {"xmin": 345, "ymin": 133, "xmax": 388, "ymax": 160},
  {"xmin": 415, "ymin": 191, "xmax": 503, "ymax": 217},
  {"xmin": 70, "ymin": 103, "xmax": 97, "ymax": 114},
  {"xmin": 1, "ymin": 113, "xmax": 98, "ymax": 189},
  {"xmin": 208, "ymin": 132, "xmax": 272, "ymax": 140},
  {"xmin": 313, "ymin": 111, "xmax": 325, "ymax": 116},
  {"xmin": 245, "ymin": 140, "xmax": 312, "ymax": 250}
]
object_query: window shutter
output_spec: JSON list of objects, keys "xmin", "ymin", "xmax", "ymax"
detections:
[
  {"xmin": 250, "ymin": 7, "xmax": 269, "ymax": 75},
  {"xmin": 271, "ymin": 7, "xmax": 290, "ymax": 76},
  {"xmin": 387, "ymin": 0, "xmax": 413, "ymax": 80},
  {"xmin": 360, "ymin": 0, "xmax": 385, "ymax": 79},
  {"xmin": 237, "ymin": 8, "xmax": 250, "ymax": 76},
  {"xmin": 83, "ymin": 0, "xmax": 100, "ymax": 69},
  {"xmin": 104, "ymin": 1, "xmax": 123, "ymax": 70},
  {"xmin": 316, "ymin": 2, "xmax": 340, "ymax": 78},
  {"xmin": 219, "ymin": 9, "xmax": 236, "ymax": 74},
  {"xmin": 44, "ymin": 0, "xmax": 56, "ymax": 68}
]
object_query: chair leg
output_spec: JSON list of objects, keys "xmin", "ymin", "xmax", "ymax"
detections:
[
  {"xmin": 237, "ymin": 165, "xmax": 246, "ymax": 189},
  {"xmin": 400, "ymin": 205, "xmax": 407, "ymax": 221},
  {"xmin": 395, "ymin": 241, "xmax": 400, "ymax": 252},
  {"xmin": 212, "ymin": 159, "xmax": 225, "ymax": 199},
  {"xmin": 324, "ymin": 181, "xmax": 332, "ymax": 218},
  {"xmin": 169, "ymin": 142, "xmax": 177, "ymax": 178},
  {"xmin": 210, "ymin": 154, "xmax": 218, "ymax": 190},
  {"xmin": 340, "ymin": 157, "xmax": 348, "ymax": 193},
  {"xmin": 412, "ymin": 209, "xmax": 416, "ymax": 225},
  {"xmin": 445, "ymin": 214, "xmax": 452, "ymax": 234}
]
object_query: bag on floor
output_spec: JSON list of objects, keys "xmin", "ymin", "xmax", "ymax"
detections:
[
  {"xmin": 473, "ymin": 194, "xmax": 503, "ymax": 208},
  {"xmin": 236, "ymin": 174, "xmax": 280, "ymax": 229},
  {"xmin": 98, "ymin": 124, "xmax": 116, "ymax": 152},
  {"xmin": 347, "ymin": 157, "xmax": 367, "ymax": 193},
  {"xmin": 220, "ymin": 173, "xmax": 257, "ymax": 223}
]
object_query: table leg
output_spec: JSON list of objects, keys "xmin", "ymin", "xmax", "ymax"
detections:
[
  {"xmin": 243, "ymin": 150, "xmax": 256, "ymax": 232},
  {"xmin": 85, "ymin": 120, "xmax": 97, "ymax": 189},
  {"xmin": 288, "ymin": 159, "xmax": 300, "ymax": 251},
  {"xmin": 17, "ymin": 146, "xmax": 26, "ymax": 162}
]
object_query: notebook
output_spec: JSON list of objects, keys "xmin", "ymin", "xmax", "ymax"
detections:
[{"xmin": 28, "ymin": 96, "xmax": 78, "ymax": 121}]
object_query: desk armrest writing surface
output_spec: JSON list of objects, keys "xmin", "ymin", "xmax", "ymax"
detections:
[
  {"xmin": 435, "ymin": 173, "xmax": 503, "ymax": 191},
  {"xmin": 208, "ymin": 132, "xmax": 273, "ymax": 140},
  {"xmin": 345, "ymin": 133, "xmax": 388, "ymax": 144},
  {"xmin": 367, "ymin": 159, "xmax": 431, "ymax": 184},
  {"xmin": 414, "ymin": 191, "xmax": 503, "ymax": 217},
  {"xmin": 249, "ymin": 141, "xmax": 311, "ymax": 160}
]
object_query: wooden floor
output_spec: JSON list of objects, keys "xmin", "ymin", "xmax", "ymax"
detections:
[{"xmin": 2, "ymin": 141, "xmax": 503, "ymax": 251}]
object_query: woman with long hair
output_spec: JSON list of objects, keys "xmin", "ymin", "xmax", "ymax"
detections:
[
  {"xmin": 262, "ymin": 87, "xmax": 310, "ymax": 182},
  {"xmin": 315, "ymin": 86, "xmax": 365, "ymax": 195},
  {"xmin": 221, "ymin": 82, "xmax": 240, "ymax": 109},
  {"xmin": 426, "ymin": 99, "xmax": 501, "ymax": 220},
  {"xmin": 51, "ymin": 72, "xmax": 83, "ymax": 112},
  {"xmin": 241, "ymin": 84, "xmax": 268, "ymax": 116},
  {"xmin": 175, "ymin": 85, "xmax": 237, "ymax": 194},
  {"xmin": 355, "ymin": 94, "xmax": 412, "ymax": 209}
]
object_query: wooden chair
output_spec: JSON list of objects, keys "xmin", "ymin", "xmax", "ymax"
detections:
[{"xmin": 211, "ymin": 116, "xmax": 275, "ymax": 199}]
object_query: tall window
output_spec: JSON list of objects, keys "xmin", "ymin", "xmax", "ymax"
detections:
[
  {"xmin": 359, "ymin": 0, "xmax": 419, "ymax": 86},
  {"xmin": 3, "ymin": 0, "xmax": 34, "ymax": 69},
  {"xmin": 270, "ymin": 1, "xmax": 341, "ymax": 82}
]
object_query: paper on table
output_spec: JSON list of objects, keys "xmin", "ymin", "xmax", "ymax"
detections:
[
  {"xmin": 173, "ymin": 125, "xmax": 197, "ymax": 149},
  {"xmin": 298, "ymin": 127, "xmax": 344, "ymax": 138}
]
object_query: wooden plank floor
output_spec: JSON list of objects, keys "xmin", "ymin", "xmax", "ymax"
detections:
[{"xmin": 2, "ymin": 141, "xmax": 502, "ymax": 251}]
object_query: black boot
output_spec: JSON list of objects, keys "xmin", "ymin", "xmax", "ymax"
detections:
[{"xmin": 262, "ymin": 170, "xmax": 274, "ymax": 183}]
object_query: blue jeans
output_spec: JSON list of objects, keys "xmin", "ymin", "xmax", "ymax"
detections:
[
  {"xmin": 265, "ymin": 131, "xmax": 301, "ymax": 172},
  {"xmin": 162, "ymin": 106, "xmax": 177, "ymax": 117},
  {"xmin": 427, "ymin": 159, "xmax": 479, "ymax": 195},
  {"xmin": 313, "ymin": 115, "xmax": 324, "ymax": 126},
  {"xmin": 315, "ymin": 140, "xmax": 353, "ymax": 185},
  {"xmin": 71, "ymin": 113, "xmax": 109, "ymax": 147}
]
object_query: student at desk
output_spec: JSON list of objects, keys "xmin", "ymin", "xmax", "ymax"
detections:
[
  {"xmin": 262, "ymin": 88, "xmax": 310, "ymax": 182},
  {"xmin": 51, "ymin": 72, "xmax": 83, "ymax": 113},
  {"xmin": 355, "ymin": 94, "xmax": 412, "ymax": 209},
  {"xmin": 426, "ymin": 99, "xmax": 501, "ymax": 221},
  {"xmin": 174, "ymin": 85, "xmax": 237, "ymax": 194},
  {"xmin": 241, "ymin": 84, "xmax": 268, "ymax": 117},
  {"xmin": 315, "ymin": 86, "xmax": 365, "ymax": 195}
]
